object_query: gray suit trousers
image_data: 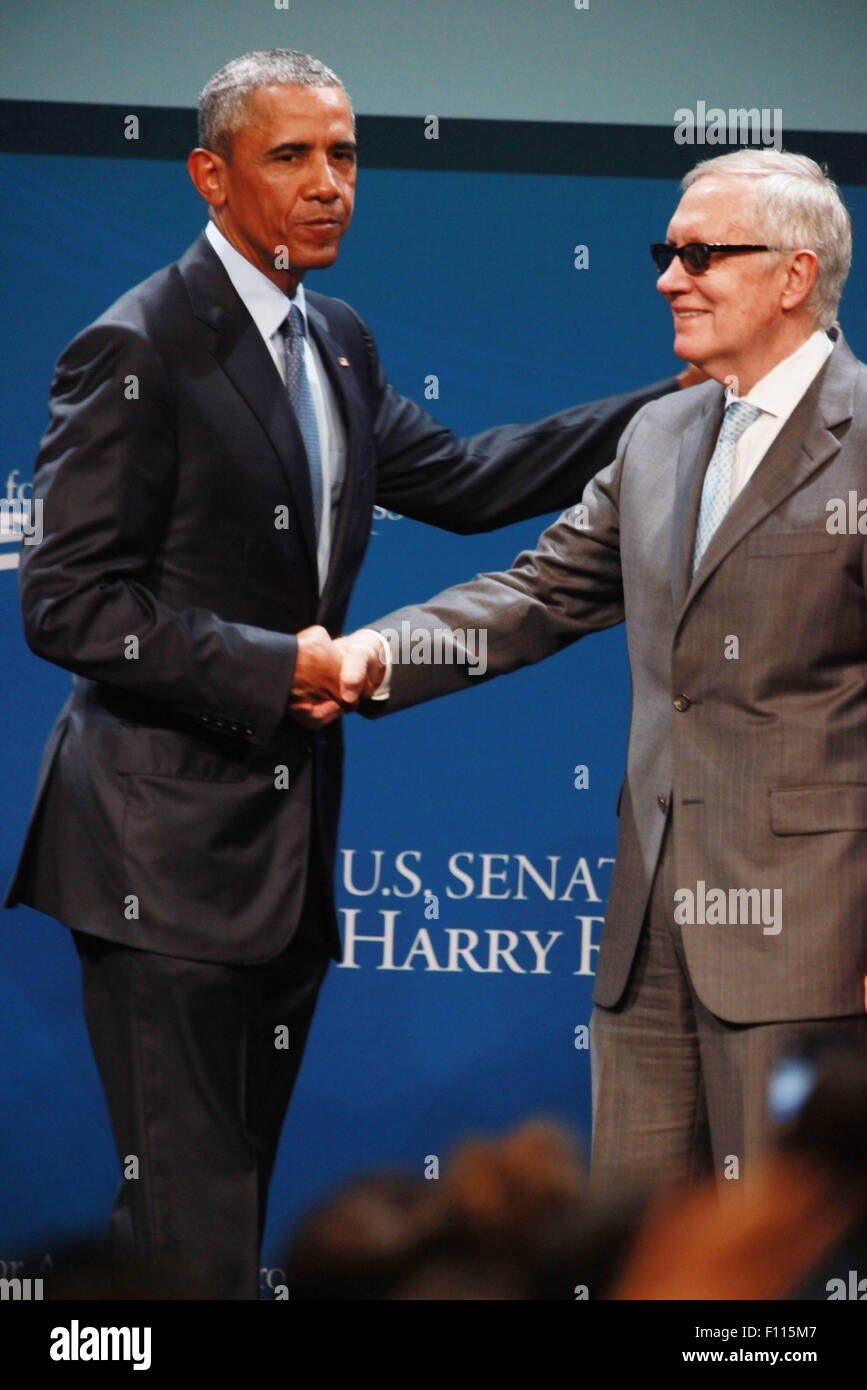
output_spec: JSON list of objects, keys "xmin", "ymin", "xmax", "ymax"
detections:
[{"xmin": 589, "ymin": 812, "xmax": 867, "ymax": 1195}]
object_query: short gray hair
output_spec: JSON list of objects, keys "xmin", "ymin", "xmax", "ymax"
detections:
[
  {"xmin": 198, "ymin": 49, "xmax": 351, "ymax": 162},
  {"xmin": 681, "ymin": 150, "xmax": 852, "ymax": 329}
]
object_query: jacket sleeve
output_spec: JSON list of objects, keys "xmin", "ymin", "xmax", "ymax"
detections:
[
  {"xmin": 349, "ymin": 304, "xmax": 678, "ymax": 532},
  {"xmin": 361, "ymin": 405, "xmax": 639, "ymax": 717},
  {"xmin": 18, "ymin": 322, "xmax": 297, "ymax": 748}
]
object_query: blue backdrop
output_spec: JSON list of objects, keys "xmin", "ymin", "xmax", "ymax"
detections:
[{"xmin": 2, "ymin": 149, "xmax": 865, "ymax": 1284}]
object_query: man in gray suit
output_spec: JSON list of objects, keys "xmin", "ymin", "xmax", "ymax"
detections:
[{"xmin": 325, "ymin": 150, "xmax": 867, "ymax": 1191}]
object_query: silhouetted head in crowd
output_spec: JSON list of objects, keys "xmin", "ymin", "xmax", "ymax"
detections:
[{"xmin": 284, "ymin": 1119, "xmax": 647, "ymax": 1299}]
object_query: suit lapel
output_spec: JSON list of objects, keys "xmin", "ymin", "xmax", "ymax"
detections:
[
  {"xmin": 178, "ymin": 234, "xmax": 320, "ymax": 583},
  {"xmin": 669, "ymin": 390, "xmax": 725, "ymax": 614},
  {"xmin": 673, "ymin": 336, "xmax": 857, "ymax": 630}
]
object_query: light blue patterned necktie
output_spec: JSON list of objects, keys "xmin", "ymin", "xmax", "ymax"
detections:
[
  {"xmin": 280, "ymin": 304, "xmax": 323, "ymax": 539},
  {"xmin": 691, "ymin": 400, "xmax": 763, "ymax": 575}
]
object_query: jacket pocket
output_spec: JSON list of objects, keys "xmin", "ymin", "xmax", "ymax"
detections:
[
  {"xmin": 769, "ymin": 784, "xmax": 867, "ymax": 834},
  {"xmin": 114, "ymin": 724, "xmax": 251, "ymax": 781}
]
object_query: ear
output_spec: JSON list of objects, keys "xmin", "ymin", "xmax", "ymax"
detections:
[
  {"xmin": 781, "ymin": 249, "xmax": 819, "ymax": 313},
  {"xmin": 187, "ymin": 148, "xmax": 228, "ymax": 208}
]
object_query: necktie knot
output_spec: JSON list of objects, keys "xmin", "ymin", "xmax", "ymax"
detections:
[
  {"xmin": 281, "ymin": 302, "xmax": 306, "ymax": 348},
  {"xmin": 720, "ymin": 398, "xmax": 762, "ymax": 444}
]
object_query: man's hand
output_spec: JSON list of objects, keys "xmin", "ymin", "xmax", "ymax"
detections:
[
  {"xmin": 290, "ymin": 625, "xmax": 343, "ymax": 703},
  {"xmin": 287, "ymin": 625, "xmax": 342, "ymax": 728},
  {"xmin": 334, "ymin": 630, "xmax": 388, "ymax": 705},
  {"xmin": 287, "ymin": 626, "xmax": 387, "ymax": 729}
]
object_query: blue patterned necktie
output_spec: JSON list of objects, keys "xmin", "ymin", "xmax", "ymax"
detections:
[
  {"xmin": 280, "ymin": 304, "xmax": 323, "ymax": 538},
  {"xmin": 691, "ymin": 400, "xmax": 763, "ymax": 575}
]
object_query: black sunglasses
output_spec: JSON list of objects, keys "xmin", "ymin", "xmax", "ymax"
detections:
[{"xmin": 650, "ymin": 242, "xmax": 781, "ymax": 275}]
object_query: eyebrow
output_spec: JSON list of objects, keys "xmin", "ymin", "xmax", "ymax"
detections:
[{"xmin": 265, "ymin": 140, "xmax": 357, "ymax": 156}]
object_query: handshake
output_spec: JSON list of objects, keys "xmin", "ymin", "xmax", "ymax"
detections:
[{"xmin": 287, "ymin": 626, "xmax": 389, "ymax": 729}]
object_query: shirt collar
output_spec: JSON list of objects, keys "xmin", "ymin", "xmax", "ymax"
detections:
[
  {"xmin": 205, "ymin": 219, "xmax": 308, "ymax": 341},
  {"xmin": 726, "ymin": 329, "xmax": 835, "ymax": 420}
]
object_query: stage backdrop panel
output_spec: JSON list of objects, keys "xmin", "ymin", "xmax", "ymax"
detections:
[{"xmin": 1, "ymin": 149, "xmax": 865, "ymax": 1280}]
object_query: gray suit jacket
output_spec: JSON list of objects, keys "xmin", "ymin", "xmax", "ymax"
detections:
[{"xmin": 366, "ymin": 331, "xmax": 867, "ymax": 1023}]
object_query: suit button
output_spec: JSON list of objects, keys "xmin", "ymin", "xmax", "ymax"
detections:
[
  {"xmin": 657, "ymin": 795, "xmax": 668, "ymax": 813},
  {"xmin": 673, "ymin": 694, "xmax": 691, "ymax": 712},
  {"xmin": 201, "ymin": 713, "xmax": 211, "ymax": 724},
  {"xmin": 244, "ymin": 727, "xmax": 254, "ymax": 737}
]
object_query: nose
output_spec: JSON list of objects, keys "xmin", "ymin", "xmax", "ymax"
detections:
[
  {"xmin": 304, "ymin": 152, "xmax": 341, "ymax": 202},
  {"xmin": 656, "ymin": 253, "xmax": 693, "ymax": 297}
]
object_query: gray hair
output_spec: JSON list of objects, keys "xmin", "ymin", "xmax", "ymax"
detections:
[
  {"xmin": 198, "ymin": 49, "xmax": 351, "ymax": 162},
  {"xmin": 681, "ymin": 150, "xmax": 851, "ymax": 329}
]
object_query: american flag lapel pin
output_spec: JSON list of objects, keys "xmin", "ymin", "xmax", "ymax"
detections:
[{"xmin": 338, "ymin": 356, "xmax": 350, "ymax": 368}]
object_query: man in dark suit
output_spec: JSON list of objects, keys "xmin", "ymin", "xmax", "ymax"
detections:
[{"xmin": 3, "ymin": 49, "xmax": 686, "ymax": 1297}]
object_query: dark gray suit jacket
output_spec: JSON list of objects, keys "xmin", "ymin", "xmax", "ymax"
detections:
[
  {"xmin": 3, "ymin": 231, "xmax": 678, "ymax": 963},
  {"xmin": 366, "ymin": 332, "xmax": 867, "ymax": 1022}
]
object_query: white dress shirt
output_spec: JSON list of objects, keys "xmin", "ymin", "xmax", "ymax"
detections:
[
  {"xmin": 725, "ymin": 329, "xmax": 835, "ymax": 504},
  {"xmin": 205, "ymin": 219, "xmax": 346, "ymax": 590}
]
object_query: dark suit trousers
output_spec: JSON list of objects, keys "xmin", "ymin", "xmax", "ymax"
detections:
[
  {"xmin": 589, "ymin": 814, "xmax": 867, "ymax": 1195},
  {"xmin": 72, "ymin": 855, "xmax": 331, "ymax": 1300}
]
